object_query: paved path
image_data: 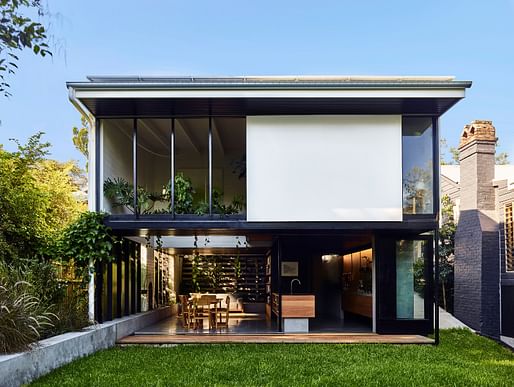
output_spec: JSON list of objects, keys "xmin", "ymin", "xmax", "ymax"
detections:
[{"xmin": 439, "ymin": 308, "xmax": 473, "ymax": 330}]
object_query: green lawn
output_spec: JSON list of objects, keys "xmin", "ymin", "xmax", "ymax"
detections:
[{"xmin": 31, "ymin": 330, "xmax": 513, "ymax": 386}]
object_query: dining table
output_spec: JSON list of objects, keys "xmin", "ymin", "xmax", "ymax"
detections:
[{"xmin": 189, "ymin": 294, "xmax": 224, "ymax": 329}]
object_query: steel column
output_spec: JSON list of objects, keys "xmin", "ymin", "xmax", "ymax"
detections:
[
  {"xmin": 133, "ymin": 118, "xmax": 138, "ymax": 218},
  {"xmin": 170, "ymin": 118, "xmax": 175, "ymax": 217},
  {"xmin": 208, "ymin": 116, "xmax": 213, "ymax": 215}
]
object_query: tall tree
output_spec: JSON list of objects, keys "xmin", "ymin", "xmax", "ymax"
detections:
[
  {"xmin": 439, "ymin": 137, "xmax": 459, "ymax": 165},
  {"xmin": 0, "ymin": 132, "xmax": 84, "ymax": 263},
  {"xmin": 439, "ymin": 195, "xmax": 456, "ymax": 312},
  {"xmin": 0, "ymin": 0, "xmax": 51, "ymax": 97},
  {"xmin": 496, "ymin": 152, "xmax": 510, "ymax": 165},
  {"xmin": 72, "ymin": 115, "xmax": 89, "ymax": 169},
  {"xmin": 441, "ymin": 137, "xmax": 510, "ymax": 165}
]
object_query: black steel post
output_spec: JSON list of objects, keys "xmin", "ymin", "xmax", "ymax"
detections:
[
  {"xmin": 133, "ymin": 118, "xmax": 138, "ymax": 218},
  {"xmin": 106, "ymin": 262, "xmax": 113, "ymax": 321},
  {"xmin": 95, "ymin": 261, "xmax": 103, "ymax": 323},
  {"xmin": 124, "ymin": 240, "xmax": 130, "ymax": 316},
  {"xmin": 116, "ymin": 248, "xmax": 122, "ymax": 318},
  {"xmin": 208, "ymin": 116, "xmax": 213, "ymax": 215},
  {"xmin": 136, "ymin": 244, "xmax": 141, "ymax": 313},
  {"xmin": 170, "ymin": 118, "xmax": 175, "ymax": 217},
  {"xmin": 433, "ymin": 117, "xmax": 440, "ymax": 345},
  {"xmin": 434, "ymin": 229, "xmax": 440, "ymax": 345},
  {"xmin": 131, "ymin": 242, "xmax": 136, "ymax": 314},
  {"xmin": 95, "ymin": 119, "xmax": 101, "ymax": 212}
]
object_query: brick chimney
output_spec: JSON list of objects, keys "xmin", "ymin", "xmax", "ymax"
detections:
[
  {"xmin": 458, "ymin": 120, "xmax": 496, "ymax": 211},
  {"xmin": 454, "ymin": 120, "xmax": 500, "ymax": 339}
]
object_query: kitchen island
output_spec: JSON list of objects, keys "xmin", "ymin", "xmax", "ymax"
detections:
[{"xmin": 271, "ymin": 293, "xmax": 315, "ymax": 333}]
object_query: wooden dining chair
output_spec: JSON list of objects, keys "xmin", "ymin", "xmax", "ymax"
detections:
[
  {"xmin": 213, "ymin": 295, "xmax": 231, "ymax": 331},
  {"xmin": 179, "ymin": 295, "xmax": 191, "ymax": 329},
  {"xmin": 194, "ymin": 295, "xmax": 216, "ymax": 329}
]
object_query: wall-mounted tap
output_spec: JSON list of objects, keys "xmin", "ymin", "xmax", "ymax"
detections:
[{"xmin": 290, "ymin": 278, "xmax": 301, "ymax": 294}]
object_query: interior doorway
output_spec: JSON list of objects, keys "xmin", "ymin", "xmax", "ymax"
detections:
[{"xmin": 310, "ymin": 247, "xmax": 373, "ymax": 333}]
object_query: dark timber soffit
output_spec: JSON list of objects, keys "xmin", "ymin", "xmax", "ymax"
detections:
[{"xmin": 103, "ymin": 217, "xmax": 438, "ymax": 237}]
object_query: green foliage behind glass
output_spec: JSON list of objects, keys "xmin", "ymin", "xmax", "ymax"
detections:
[{"xmin": 105, "ymin": 173, "xmax": 244, "ymax": 216}]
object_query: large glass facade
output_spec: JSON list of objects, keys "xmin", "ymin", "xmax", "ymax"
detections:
[
  {"xmin": 396, "ymin": 239, "xmax": 427, "ymax": 319},
  {"xmin": 136, "ymin": 119, "xmax": 171, "ymax": 214},
  {"xmin": 402, "ymin": 117, "xmax": 434, "ymax": 214},
  {"xmin": 101, "ymin": 117, "xmax": 246, "ymax": 217},
  {"xmin": 174, "ymin": 118, "xmax": 209, "ymax": 214},
  {"xmin": 102, "ymin": 119, "xmax": 133, "ymax": 214},
  {"xmin": 212, "ymin": 117, "xmax": 246, "ymax": 215}
]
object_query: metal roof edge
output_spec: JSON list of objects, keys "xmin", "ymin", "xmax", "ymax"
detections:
[
  {"xmin": 66, "ymin": 80, "xmax": 472, "ymax": 91},
  {"xmin": 83, "ymin": 75, "xmax": 459, "ymax": 82}
]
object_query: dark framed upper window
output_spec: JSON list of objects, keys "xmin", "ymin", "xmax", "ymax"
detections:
[
  {"xmin": 402, "ymin": 117, "xmax": 435, "ymax": 215},
  {"xmin": 100, "ymin": 117, "xmax": 246, "ymax": 218}
]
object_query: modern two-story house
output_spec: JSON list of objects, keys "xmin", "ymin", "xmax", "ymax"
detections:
[{"xmin": 67, "ymin": 75, "xmax": 471, "ymax": 339}]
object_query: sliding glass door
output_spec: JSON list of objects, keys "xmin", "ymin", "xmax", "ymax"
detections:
[{"xmin": 375, "ymin": 234, "xmax": 434, "ymax": 334}]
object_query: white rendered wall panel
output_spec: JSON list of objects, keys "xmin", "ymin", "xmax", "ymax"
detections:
[{"xmin": 246, "ymin": 115, "xmax": 402, "ymax": 222}]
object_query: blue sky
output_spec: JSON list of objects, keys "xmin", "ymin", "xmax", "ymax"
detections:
[{"xmin": 1, "ymin": 0, "xmax": 514, "ymax": 166}]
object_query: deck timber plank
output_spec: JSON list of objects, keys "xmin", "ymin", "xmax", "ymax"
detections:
[{"xmin": 117, "ymin": 334, "xmax": 434, "ymax": 344}]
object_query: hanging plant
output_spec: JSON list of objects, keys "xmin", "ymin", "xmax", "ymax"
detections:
[
  {"xmin": 191, "ymin": 235, "xmax": 201, "ymax": 292},
  {"xmin": 205, "ymin": 255, "xmax": 223, "ymax": 291},
  {"xmin": 234, "ymin": 245, "xmax": 241, "ymax": 280},
  {"xmin": 59, "ymin": 211, "xmax": 118, "ymax": 269},
  {"xmin": 155, "ymin": 235, "xmax": 163, "ymax": 250}
]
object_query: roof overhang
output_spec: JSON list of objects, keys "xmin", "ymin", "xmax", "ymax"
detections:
[{"xmin": 67, "ymin": 75, "xmax": 472, "ymax": 118}]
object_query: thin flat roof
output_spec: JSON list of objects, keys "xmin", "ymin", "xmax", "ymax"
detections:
[
  {"xmin": 67, "ymin": 75, "xmax": 472, "ymax": 118},
  {"xmin": 68, "ymin": 75, "xmax": 471, "ymax": 89},
  {"xmin": 88, "ymin": 75, "xmax": 459, "ymax": 82}
]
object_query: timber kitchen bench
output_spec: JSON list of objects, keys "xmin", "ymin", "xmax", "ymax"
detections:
[{"xmin": 271, "ymin": 293, "xmax": 315, "ymax": 333}]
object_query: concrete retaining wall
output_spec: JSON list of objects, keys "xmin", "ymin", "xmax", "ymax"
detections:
[{"xmin": 0, "ymin": 306, "xmax": 172, "ymax": 387}]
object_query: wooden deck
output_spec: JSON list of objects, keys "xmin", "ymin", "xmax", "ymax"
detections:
[{"xmin": 118, "ymin": 333, "xmax": 434, "ymax": 345}]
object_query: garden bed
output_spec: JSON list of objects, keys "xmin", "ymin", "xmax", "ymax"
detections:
[{"xmin": 0, "ymin": 307, "xmax": 171, "ymax": 387}]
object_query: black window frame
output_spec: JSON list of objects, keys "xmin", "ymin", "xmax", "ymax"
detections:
[
  {"xmin": 98, "ymin": 116, "xmax": 247, "ymax": 219},
  {"xmin": 375, "ymin": 232, "xmax": 434, "ymax": 335},
  {"xmin": 401, "ymin": 115, "xmax": 439, "ymax": 220}
]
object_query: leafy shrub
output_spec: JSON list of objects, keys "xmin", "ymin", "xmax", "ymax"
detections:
[
  {"xmin": 24, "ymin": 260, "xmax": 65, "ymax": 307},
  {"xmin": 0, "ymin": 133, "xmax": 84, "ymax": 264},
  {"xmin": 48, "ymin": 288, "xmax": 89, "ymax": 336},
  {"xmin": 59, "ymin": 211, "xmax": 117, "ymax": 266},
  {"xmin": 24, "ymin": 261, "xmax": 89, "ymax": 338},
  {"xmin": 0, "ymin": 262, "xmax": 55, "ymax": 354}
]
